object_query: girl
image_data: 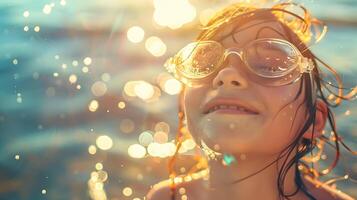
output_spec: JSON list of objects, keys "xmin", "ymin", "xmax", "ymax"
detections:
[{"xmin": 147, "ymin": 2, "xmax": 356, "ymax": 200}]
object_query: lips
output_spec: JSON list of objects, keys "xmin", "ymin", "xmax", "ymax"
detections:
[{"xmin": 202, "ymin": 98, "xmax": 260, "ymax": 115}]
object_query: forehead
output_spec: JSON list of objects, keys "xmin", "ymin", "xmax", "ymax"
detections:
[{"xmin": 215, "ymin": 19, "xmax": 288, "ymax": 48}]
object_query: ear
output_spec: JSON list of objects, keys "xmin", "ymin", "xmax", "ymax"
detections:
[{"xmin": 303, "ymin": 99, "xmax": 328, "ymax": 139}]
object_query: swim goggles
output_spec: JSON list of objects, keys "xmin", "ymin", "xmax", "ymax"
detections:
[{"xmin": 164, "ymin": 38, "xmax": 314, "ymax": 87}]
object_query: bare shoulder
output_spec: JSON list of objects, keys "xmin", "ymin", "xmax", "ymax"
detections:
[
  {"xmin": 303, "ymin": 175, "xmax": 355, "ymax": 200},
  {"xmin": 146, "ymin": 178, "xmax": 201, "ymax": 200},
  {"xmin": 146, "ymin": 179, "xmax": 174, "ymax": 200}
]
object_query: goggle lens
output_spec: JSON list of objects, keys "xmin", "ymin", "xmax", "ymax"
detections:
[{"xmin": 166, "ymin": 39, "xmax": 311, "ymax": 87}]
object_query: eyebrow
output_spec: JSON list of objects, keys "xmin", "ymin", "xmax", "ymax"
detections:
[{"xmin": 217, "ymin": 19, "xmax": 289, "ymax": 44}]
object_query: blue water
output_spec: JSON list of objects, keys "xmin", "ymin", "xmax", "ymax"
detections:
[{"xmin": 0, "ymin": 0, "xmax": 356, "ymax": 199}]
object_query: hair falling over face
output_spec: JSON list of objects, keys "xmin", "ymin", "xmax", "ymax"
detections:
[{"xmin": 167, "ymin": 2, "xmax": 357, "ymax": 200}]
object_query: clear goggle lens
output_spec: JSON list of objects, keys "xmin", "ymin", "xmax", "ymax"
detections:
[{"xmin": 165, "ymin": 39, "xmax": 312, "ymax": 87}]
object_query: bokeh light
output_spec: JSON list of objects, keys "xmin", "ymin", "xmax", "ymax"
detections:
[
  {"xmin": 83, "ymin": 57, "xmax": 92, "ymax": 65},
  {"xmin": 43, "ymin": 4, "xmax": 52, "ymax": 15},
  {"xmin": 122, "ymin": 187, "xmax": 133, "ymax": 197},
  {"xmin": 138, "ymin": 131, "xmax": 154, "ymax": 146},
  {"xmin": 153, "ymin": 131, "xmax": 168, "ymax": 144},
  {"xmin": 154, "ymin": 122, "xmax": 170, "ymax": 133},
  {"xmin": 23, "ymin": 11, "xmax": 30, "ymax": 18},
  {"xmin": 88, "ymin": 100, "xmax": 99, "ymax": 112},
  {"xmin": 69, "ymin": 74, "xmax": 78, "ymax": 84},
  {"xmin": 2, "ymin": 1, "xmax": 356, "ymax": 199},
  {"xmin": 91, "ymin": 81, "xmax": 107, "ymax": 97},
  {"xmin": 163, "ymin": 78, "xmax": 182, "ymax": 95},
  {"xmin": 34, "ymin": 26, "xmax": 40, "ymax": 32},
  {"xmin": 117, "ymin": 101, "xmax": 126, "ymax": 109},
  {"xmin": 127, "ymin": 26, "xmax": 145, "ymax": 43},
  {"xmin": 128, "ymin": 144, "xmax": 146, "ymax": 158},
  {"xmin": 153, "ymin": 0, "xmax": 196, "ymax": 29},
  {"xmin": 88, "ymin": 145, "xmax": 97, "ymax": 155},
  {"xmin": 96, "ymin": 135, "xmax": 113, "ymax": 150},
  {"xmin": 134, "ymin": 81, "xmax": 155, "ymax": 100},
  {"xmin": 145, "ymin": 36, "xmax": 167, "ymax": 57}
]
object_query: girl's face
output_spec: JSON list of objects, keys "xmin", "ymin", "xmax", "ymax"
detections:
[{"xmin": 184, "ymin": 19, "xmax": 309, "ymax": 155}]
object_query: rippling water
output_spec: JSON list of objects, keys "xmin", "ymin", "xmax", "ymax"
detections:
[{"xmin": 0, "ymin": 0, "xmax": 356, "ymax": 199}]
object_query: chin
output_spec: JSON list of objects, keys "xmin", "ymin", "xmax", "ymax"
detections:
[{"xmin": 191, "ymin": 123, "xmax": 262, "ymax": 154}]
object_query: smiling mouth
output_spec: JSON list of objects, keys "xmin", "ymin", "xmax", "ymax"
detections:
[{"xmin": 204, "ymin": 104, "xmax": 259, "ymax": 115}]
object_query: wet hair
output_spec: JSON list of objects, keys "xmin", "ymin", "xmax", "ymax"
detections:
[{"xmin": 167, "ymin": 2, "xmax": 357, "ymax": 200}]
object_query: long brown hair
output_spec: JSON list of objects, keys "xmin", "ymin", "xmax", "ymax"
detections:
[{"xmin": 168, "ymin": 2, "xmax": 357, "ymax": 200}]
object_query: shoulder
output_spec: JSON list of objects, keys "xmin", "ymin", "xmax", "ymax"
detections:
[
  {"xmin": 303, "ymin": 175, "xmax": 355, "ymax": 200},
  {"xmin": 146, "ymin": 178, "xmax": 202, "ymax": 200},
  {"xmin": 146, "ymin": 179, "xmax": 174, "ymax": 200}
]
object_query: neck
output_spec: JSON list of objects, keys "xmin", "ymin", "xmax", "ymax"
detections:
[{"xmin": 202, "ymin": 152, "xmax": 305, "ymax": 200}]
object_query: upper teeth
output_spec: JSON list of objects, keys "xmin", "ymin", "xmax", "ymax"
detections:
[{"xmin": 208, "ymin": 105, "xmax": 251, "ymax": 113}]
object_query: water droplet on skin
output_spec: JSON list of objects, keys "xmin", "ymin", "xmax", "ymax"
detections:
[
  {"xmin": 240, "ymin": 153, "xmax": 247, "ymax": 160},
  {"xmin": 229, "ymin": 123, "xmax": 236, "ymax": 130},
  {"xmin": 207, "ymin": 118, "xmax": 211, "ymax": 122}
]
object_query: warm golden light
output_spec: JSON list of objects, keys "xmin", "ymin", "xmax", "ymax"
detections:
[
  {"xmin": 145, "ymin": 36, "xmax": 167, "ymax": 57},
  {"xmin": 96, "ymin": 135, "xmax": 113, "ymax": 150},
  {"xmin": 123, "ymin": 81, "xmax": 141, "ymax": 97},
  {"xmin": 128, "ymin": 144, "xmax": 146, "ymax": 158},
  {"xmin": 88, "ymin": 100, "xmax": 99, "ymax": 112},
  {"xmin": 82, "ymin": 66, "xmax": 89, "ymax": 73},
  {"xmin": 88, "ymin": 145, "xmax": 97, "ymax": 155},
  {"xmin": 122, "ymin": 187, "xmax": 133, "ymax": 197},
  {"xmin": 127, "ymin": 26, "xmax": 145, "ymax": 43},
  {"xmin": 95, "ymin": 163, "xmax": 103, "ymax": 170},
  {"xmin": 117, "ymin": 101, "xmax": 126, "ymax": 109},
  {"xmin": 134, "ymin": 81, "xmax": 155, "ymax": 100},
  {"xmin": 154, "ymin": 122, "xmax": 170, "ymax": 133},
  {"xmin": 199, "ymin": 8, "xmax": 215, "ymax": 26},
  {"xmin": 147, "ymin": 142, "xmax": 176, "ymax": 158},
  {"xmin": 34, "ymin": 26, "xmax": 40, "ymax": 32},
  {"xmin": 164, "ymin": 78, "xmax": 182, "ymax": 95},
  {"xmin": 153, "ymin": 0, "xmax": 196, "ymax": 29},
  {"xmin": 83, "ymin": 57, "xmax": 92, "ymax": 65},
  {"xmin": 182, "ymin": 138, "xmax": 196, "ymax": 150},
  {"xmin": 153, "ymin": 131, "xmax": 168, "ymax": 144},
  {"xmin": 91, "ymin": 81, "xmax": 107, "ymax": 97},
  {"xmin": 69, "ymin": 74, "xmax": 77, "ymax": 84}
]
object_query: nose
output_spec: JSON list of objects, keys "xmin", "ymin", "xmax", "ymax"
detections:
[{"xmin": 212, "ymin": 65, "xmax": 249, "ymax": 89}]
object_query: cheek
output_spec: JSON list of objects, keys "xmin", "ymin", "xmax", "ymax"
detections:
[
  {"xmin": 183, "ymin": 83, "xmax": 308, "ymax": 155},
  {"xmin": 183, "ymin": 87, "xmax": 207, "ymax": 139},
  {"xmin": 257, "ymin": 86, "xmax": 308, "ymax": 153}
]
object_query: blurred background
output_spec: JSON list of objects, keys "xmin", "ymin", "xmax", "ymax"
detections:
[{"xmin": 0, "ymin": 0, "xmax": 356, "ymax": 199}]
